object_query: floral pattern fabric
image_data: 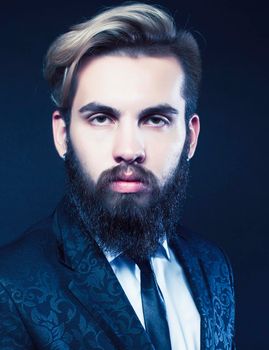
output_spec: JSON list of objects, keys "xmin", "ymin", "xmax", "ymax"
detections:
[{"xmin": 0, "ymin": 199, "xmax": 235, "ymax": 349}]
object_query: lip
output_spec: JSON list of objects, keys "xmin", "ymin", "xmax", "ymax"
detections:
[{"xmin": 110, "ymin": 180, "xmax": 147, "ymax": 193}]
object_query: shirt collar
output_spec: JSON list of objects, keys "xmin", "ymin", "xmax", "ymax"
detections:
[{"xmin": 104, "ymin": 237, "xmax": 171, "ymax": 264}]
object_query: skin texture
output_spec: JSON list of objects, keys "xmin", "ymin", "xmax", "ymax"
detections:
[{"xmin": 52, "ymin": 55, "xmax": 200, "ymax": 190}]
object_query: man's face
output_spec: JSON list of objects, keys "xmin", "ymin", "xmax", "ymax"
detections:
[
  {"xmin": 68, "ymin": 55, "xmax": 189, "ymax": 188},
  {"xmin": 53, "ymin": 54, "xmax": 200, "ymax": 258}
]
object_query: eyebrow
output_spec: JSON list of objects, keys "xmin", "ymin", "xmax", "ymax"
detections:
[
  {"xmin": 78, "ymin": 102, "xmax": 179, "ymax": 118},
  {"xmin": 140, "ymin": 104, "xmax": 179, "ymax": 118},
  {"xmin": 79, "ymin": 102, "xmax": 121, "ymax": 117}
]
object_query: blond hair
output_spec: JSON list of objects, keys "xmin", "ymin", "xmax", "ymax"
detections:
[{"xmin": 44, "ymin": 2, "xmax": 201, "ymax": 120}]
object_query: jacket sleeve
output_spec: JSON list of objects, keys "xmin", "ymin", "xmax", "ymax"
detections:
[{"xmin": 0, "ymin": 283, "xmax": 35, "ymax": 349}]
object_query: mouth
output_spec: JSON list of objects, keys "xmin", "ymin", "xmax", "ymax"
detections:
[
  {"xmin": 110, "ymin": 180, "xmax": 148, "ymax": 193},
  {"xmin": 106, "ymin": 166, "xmax": 150, "ymax": 193}
]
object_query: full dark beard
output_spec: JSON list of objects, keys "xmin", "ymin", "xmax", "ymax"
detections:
[{"xmin": 64, "ymin": 137, "xmax": 190, "ymax": 261}]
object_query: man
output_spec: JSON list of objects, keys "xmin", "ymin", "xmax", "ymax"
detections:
[{"xmin": 0, "ymin": 3, "xmax": 235, "ymax": 349}]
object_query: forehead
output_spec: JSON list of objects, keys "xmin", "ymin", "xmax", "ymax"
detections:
[{"xmin": 72, "ymin": 55, "xmax": 185, "ymax": 112}]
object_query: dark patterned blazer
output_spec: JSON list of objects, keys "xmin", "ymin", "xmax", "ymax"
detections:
[{"xmin": 0, "ymin": 199, "xmax": 235, "ymax": 350}]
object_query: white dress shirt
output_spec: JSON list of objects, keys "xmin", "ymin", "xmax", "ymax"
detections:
[{"xmin": 104, "ymin": 240, "xmax": 200, "ymax": 350}]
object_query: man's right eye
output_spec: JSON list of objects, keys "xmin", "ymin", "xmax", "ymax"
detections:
[{"xmin": 88, "ymin": 114, "xmax": 114, "ymax": 125}]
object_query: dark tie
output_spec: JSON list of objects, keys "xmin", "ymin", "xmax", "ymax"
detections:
[{"xmin": 136, "ymin": 258, "xmax": 172, "ymax": 350}]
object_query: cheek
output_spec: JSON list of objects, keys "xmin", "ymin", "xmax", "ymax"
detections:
[
  {"xmin": 69, "ymin": 125, "xmax": 113, "ymax": 183},
  {"xmin": 146, "ymin": 130, "xmax": 186, "ymax": 185},
  {"xmin": 153, "ymin": 145, "xmax": 183, "ymax": 184}
]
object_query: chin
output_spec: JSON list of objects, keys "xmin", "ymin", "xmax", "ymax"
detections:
[{"xmin": 102, "ymin": 189, "xmax": 154, "ymax": 212}]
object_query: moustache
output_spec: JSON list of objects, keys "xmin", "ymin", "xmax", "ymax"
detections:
[{"xmin": 95, "ymin": 164, "xmax": 158, "ymax": 192}]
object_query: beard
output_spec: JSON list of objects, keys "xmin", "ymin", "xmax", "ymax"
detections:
[{"xmin": 64, "ymin": 136, "xmax": 190, "ymax": 262}]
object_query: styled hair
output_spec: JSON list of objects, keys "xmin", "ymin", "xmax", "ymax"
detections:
[{"xmin": 44, "ymin": 2, "xmax": 201, "ymax": 121}]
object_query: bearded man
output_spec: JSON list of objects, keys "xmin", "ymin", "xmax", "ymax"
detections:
[{"xmin": 0, "ymin": 3, "xmax": 235, "ymax": 349}]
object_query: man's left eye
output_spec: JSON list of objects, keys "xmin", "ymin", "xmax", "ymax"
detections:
[{"xmin": 144, "ymin": 116, "xmax": 170, "ymax": 127}]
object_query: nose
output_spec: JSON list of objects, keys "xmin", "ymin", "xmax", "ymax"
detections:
[{"xmin": 112, "ymin": 122, "xmax": 146, "ymax": 164}]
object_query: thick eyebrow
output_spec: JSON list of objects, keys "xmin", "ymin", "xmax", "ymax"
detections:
[
  {"xmin": 78, "ymin": 102, "xmax": 179, "ymax": 118},
  {"xmin": 79, "ymin": 102, "xmax": 121, "ymax": 117},
  {"xmin": 138, "ymin": 104, "xmax": 179, "ymax": 118}
]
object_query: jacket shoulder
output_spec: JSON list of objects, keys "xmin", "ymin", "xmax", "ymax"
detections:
[
  {"xmin": 0, "ymin": 215, "xmax": 56, "ymax": 284},
  {"xmin": 180, "ymin": 226, "xmax": 232, "ymax": 265}
]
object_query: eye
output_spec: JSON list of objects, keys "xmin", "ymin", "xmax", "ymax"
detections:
[
  {"xmin": 143, "ymin": 115, "xmax": 170, "ymax": 127},
  {"xmin": 88, "ymin": 114, "xmax": 114, "ymax": 126}
]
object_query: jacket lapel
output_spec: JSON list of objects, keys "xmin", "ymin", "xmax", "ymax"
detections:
[
  {"xmin": 170, "ymin": 232, "xmax": 215, "ymax": 350},
  {"xmin": 53, "ymin": 198, "xmax": 153, "ymax": 350}
]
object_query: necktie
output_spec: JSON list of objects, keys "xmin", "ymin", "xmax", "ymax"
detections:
[{"xmin": 136, "ymin": 258, "xmax": 172, "ymax": 350}]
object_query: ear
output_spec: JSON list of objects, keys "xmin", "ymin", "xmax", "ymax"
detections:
[
  {"xmin": 187, "ymin": 114, "xmax": 200, "ymax": 160},
  {"xmin": 52, "ymin": 110, "xmax": 67, "ymax": 159}
]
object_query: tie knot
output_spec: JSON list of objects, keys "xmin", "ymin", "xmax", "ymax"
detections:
[{"xmin": 134, "ymin": 258, "xmax": 153, "ymax": 274}]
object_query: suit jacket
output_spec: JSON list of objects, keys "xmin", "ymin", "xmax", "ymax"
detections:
[{"xmin": 0, "ymin": 199, "xmax": 235, "ymax": 349}]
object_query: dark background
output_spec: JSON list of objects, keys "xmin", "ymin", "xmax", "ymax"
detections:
[{"xmin": 0, "ymin": 0, "xmax": 268, "ymax": 348}]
